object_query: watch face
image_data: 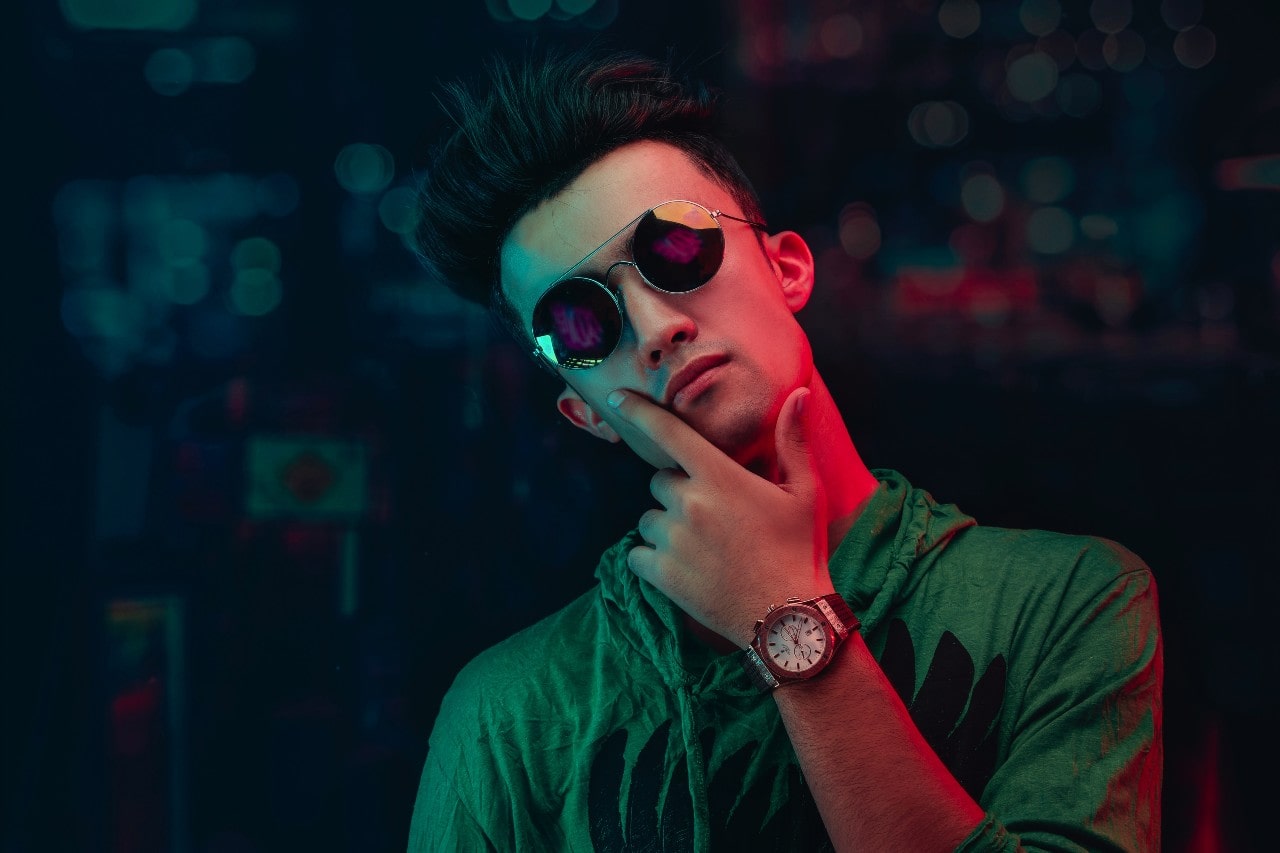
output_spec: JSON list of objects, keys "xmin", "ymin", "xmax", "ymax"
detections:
[{"xmin": 761, "ymin": 604, "xmax": 835, "ymax": 678}]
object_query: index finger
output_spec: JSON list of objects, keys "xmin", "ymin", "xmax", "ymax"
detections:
[{"xmin": 605, "ymin": 389, "xmax": 727, "ymax": 478}]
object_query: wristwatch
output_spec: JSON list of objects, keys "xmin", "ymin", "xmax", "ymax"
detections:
[{"xmin": 741, "ymin": 593, "xmax": 860, "ymax": 692}]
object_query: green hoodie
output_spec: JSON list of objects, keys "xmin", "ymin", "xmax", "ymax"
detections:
[{"xmin": 410, "ymin": 470, "xmax": 1162, "ymax": 851}]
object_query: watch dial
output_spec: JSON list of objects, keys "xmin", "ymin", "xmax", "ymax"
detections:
[{"xmin": 764, "ymin": 608, "xmax": 830, "ymax": 675}]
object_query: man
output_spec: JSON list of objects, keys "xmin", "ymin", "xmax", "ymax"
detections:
[{"xmin": 408, "ymin": 50, "xmax": 1161, "ymax": 851}]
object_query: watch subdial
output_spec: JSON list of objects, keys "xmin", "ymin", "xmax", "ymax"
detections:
[{"xmin": 767, "ymin": 613, "xmax": 827, "ymax": 672}]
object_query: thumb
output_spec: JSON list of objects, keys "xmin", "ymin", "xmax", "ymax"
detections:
[{"xmin": 774, "ymin": 387, "xmax": 816, "ymax": 494}]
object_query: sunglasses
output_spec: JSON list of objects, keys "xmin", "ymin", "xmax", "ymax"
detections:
[{"xmin": 530, "ymin": 199, "xmax": 766, "ymax": 369}]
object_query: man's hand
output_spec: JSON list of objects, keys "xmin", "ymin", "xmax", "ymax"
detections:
[{"xmin": 604, "ymin": 386, "xmax": 834, "ymax": 647}]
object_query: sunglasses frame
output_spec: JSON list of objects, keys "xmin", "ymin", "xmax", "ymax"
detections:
[{"xmin": 529, "ymin": 199, "xmax": 767, "ymax": 370}]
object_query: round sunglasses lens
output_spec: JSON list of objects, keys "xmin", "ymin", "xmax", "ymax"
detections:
[
  {"xmin": 632, "ymin": 202, "xmax": 725, "ymax": 292},
  {"xmin": 531, "ymin": 278, "xmax": 622, "ymax": 368}
]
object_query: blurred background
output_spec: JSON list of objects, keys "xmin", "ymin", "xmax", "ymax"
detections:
[{"xmin": 4, "ymin": 0, "xmax": 1278, "ymax": 850}]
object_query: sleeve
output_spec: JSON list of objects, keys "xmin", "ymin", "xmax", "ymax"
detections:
[
  {"xmin": 969, "ymin": 553, "xmax": 1164, "ymax": 852},
  {"xmin": 407, "ymin": 745, "xmax": 498, "ymax": 853}
]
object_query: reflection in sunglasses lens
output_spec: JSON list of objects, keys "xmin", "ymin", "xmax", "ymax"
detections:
[{"xmin": 634, "ymin": 207, "xmax": 724, "ymax": 293}]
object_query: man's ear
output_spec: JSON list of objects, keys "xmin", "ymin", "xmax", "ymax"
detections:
[
  {"xmin": 556, "ymin": 385, "xmax": 622, "ymax": 443},
  {"xmin": 764, "ymin": 230, "xmax": 816, "ymax": 314}
]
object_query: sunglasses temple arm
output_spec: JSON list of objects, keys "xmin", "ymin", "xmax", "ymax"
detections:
[{"xmin": 711, "ymin": 210, "xmax": 768, "ymax": 230}]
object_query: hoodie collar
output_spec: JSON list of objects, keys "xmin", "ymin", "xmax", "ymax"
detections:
[{"xmin": 593, "ymin": 469, "xmax": 977, "ymax": 688}]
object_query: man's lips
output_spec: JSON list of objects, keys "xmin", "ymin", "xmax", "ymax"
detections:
[{"xmin": 663, "ymin": 354, "xmax": 729, "ymax": 407}]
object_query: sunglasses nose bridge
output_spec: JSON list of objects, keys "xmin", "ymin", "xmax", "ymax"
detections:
[{"xmin": 611, "ymin": 264, "xmax": 698, "ymax": 367}]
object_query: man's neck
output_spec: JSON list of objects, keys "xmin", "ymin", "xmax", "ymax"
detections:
[
  {"xmin": 806, "ymin": 370, "xmax": 879, "ymax": 554},
  {"xmin": 687, "ymin": 370, "xmax": 878, "ymax": 655}
]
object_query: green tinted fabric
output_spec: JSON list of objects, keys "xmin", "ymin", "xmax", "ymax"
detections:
[{"xmin": 410, "ymin": 470, "xmax": 1162, "ymax": 851}]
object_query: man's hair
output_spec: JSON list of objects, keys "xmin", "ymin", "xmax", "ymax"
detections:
[{"xmin": 411, "ymin": 48, "xmax": 765, "ymax": 340}]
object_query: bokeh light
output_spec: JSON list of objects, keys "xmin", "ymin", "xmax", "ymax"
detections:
[
  {"xmin": 378, "ymin": 186, "xmax": 422, "ymax": 235},
  {"xmin": 1090, "ymin": 0, "xmax": 1133, "ymax": 35},
  {"xmin": 938, "ymin": 0, "xmax": 981, "ymax": 39},
  {"xmin": 60, "ymin": 0, "xmax": 196, "ymax": 30},
  {"xmin": 169, "ymin": 262, "xmax": 211, "ymax": 304},
  {"xmin": 231, "ymin": 237, "xmax": 282, "ymax": 273},
  {"xmin": 820, "ymin": 14, "xmax": 864, "ymax": 59},
  {"xmin": 1021, "ymin": 157, "xmax": 1075, "ymax": 204},
  {"xmin": 1037, "ymin": 30, "xmax": 1076, "ymax": 70},
  {"xmin": 1019, "ymin": 0, "xmax": 1062, "ymax": 37},
  {"xmin": 1080, "ymin": 213, "xmax": 1120, "ymax": 240},
  {"xmin": 1007, "ymin": 51, "xmax": 1059, "ymax": 102},
  {"xmin": 61, "ymin": 283, "xmax": 141, "ymax": 342},
  {"xmin": 229, "ymin": 268, "xmax": 283, "ymax": 316},
  {"xmin": 54, "ymin": 181, "xmax": 113, "ymax": 272},
  {"xmin": 556, "ymin": 0, "xmax": 596, "ymax": 13},
  {"xmin": 838, "ymin": 203, "xmax": 881, "ymax": 260},
  {"xmin": 144, "ymin": 48, "xmax": 194, "ymax": 96},
  {"xmin": 961, "ymin": 172, "xmax": 1005, "ymax": 223},
  {"xmin": 1173, "ymin": 26, "xmax": 1215, "ymax": 69},
  {"xmin": 334, "ymin": 143, "xmax": 395, "ymax": 195},
  {"xmin": 908, "ymin": 100, "xmax": 970, "ymax": 148},
  {"xmin": 1026, "ymin": 206, "xmax": 1075, "ymax": 254},
  {"xmin": 1103, "ymin": 30, "xmax": 1145, "ymax": 72},
  {"xmin": 485, "ymin": 0, "xmax": 514, "ymax": 22},
  {"xmin": 509, "ymin": 0, "xmax": 553, "ymax": 21},
  {"xmin": 199, "ymin": 36, "xmax": 255, "ymax": 84},
  {"xmin": 157, "ymin": 219, "xmax": 207, "ymax": 265},
  {"xmin": 1075, "ymin": 30, "xmax": 1108, "ymax": 71},
  {"xmin": 1096, "ymin": 273, "xmax": 1140, "ymax": 326}
]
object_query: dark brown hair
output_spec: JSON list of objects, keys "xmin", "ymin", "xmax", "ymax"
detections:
[{"xmin": 411, "ymin": 48, "xmax": 764, "ymax": 340}]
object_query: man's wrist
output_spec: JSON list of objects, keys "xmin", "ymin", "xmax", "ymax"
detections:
[{"xmin": 741, "ymin": 593, "xmax": 860, "ymax": 692}]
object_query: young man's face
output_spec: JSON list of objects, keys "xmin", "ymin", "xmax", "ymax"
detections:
[{"xmin": 499, "ymin": 140, "xmax": 816, "ymax": 471}]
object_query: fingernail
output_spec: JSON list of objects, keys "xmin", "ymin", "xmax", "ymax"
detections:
[{"xmin": 606, "ymin": 389, "xmax": 627, "ymax": 409}]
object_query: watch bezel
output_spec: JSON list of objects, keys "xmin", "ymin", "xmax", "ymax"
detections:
[{"xmin": 754, "ymin": 601, "xmax": 838, "ymax": 682}]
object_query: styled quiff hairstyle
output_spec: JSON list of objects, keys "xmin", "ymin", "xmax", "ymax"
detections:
[{"xmin": 411, "ymin": 48, "xmax": 765, "ymax": 340}]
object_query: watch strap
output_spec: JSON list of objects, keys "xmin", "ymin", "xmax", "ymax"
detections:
[
  {"xmin": 741, "ymin": 645, "xmax": 781, "ymax": 691},
  {"xmin": 814, "ymin": 593, "xmax": 859, "ymax": 639}
]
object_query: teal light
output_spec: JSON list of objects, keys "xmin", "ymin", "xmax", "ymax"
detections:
[
  {"xmin": 334, "ymin": 144, "xmax": 395, "ymax": 195},
  {"xmin": 378, "ymin": 187, "xmax": 421, "ymax": 235},
  {"xmin": 144, "ymin": 48, "xmax": 194, "ymax": 96},
  {"xmin": 169, "ymin": 263, "xmax": 211, "ymax": 305},
  {"xmin": 231, "ymin": 237, "xmax": 282, "ymax": 273},
  {"xmin": 60, "ymin": 0, "xmax": 197, "ymax": 31},
  {"xmin": 229, "ymin": 268, "xmax": 282, "ymax": 316},
  {"xmin": 157, "ymin": 219, "xmax": 207, "ymax": 264},
  {"xmin": 200, "ymin": 37, "xmax": 255, "ymax": 84},
  {"xmin": 509, "ymin": 0, "xmax": 553, "ymax": 21}
]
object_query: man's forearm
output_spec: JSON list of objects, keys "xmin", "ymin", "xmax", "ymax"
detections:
[{"xmin": 773, "ymin": 631, "xmax": 986, "ymax": 852}]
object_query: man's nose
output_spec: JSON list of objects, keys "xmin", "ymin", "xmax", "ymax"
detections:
[{"xmin": 612, "ymin": 264, "xmax": 698, "ymax": 369}]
